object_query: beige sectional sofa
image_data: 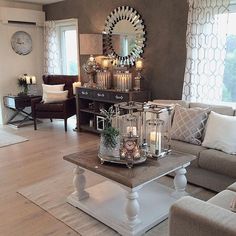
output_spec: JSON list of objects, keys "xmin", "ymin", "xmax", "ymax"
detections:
[
  {"xmin": 153, "ymin": 100, "xmax": 236, "ymax": 192},
  {"xmin": 169, "ymin": 182, "xmax": 236, "ymax": 236}
]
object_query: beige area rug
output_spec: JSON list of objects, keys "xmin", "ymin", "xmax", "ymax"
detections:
[
  {"xmin": 0, "ymin": 130, "xmax": 28, "ymax": 148},
  {"xmin": 18, "ymin": 170, "xmax": 215, "ymax": 236}
]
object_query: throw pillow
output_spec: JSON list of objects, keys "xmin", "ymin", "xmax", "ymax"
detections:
[
  {"xmin": 171, "ymin": 105, "xmax": 209, "ymax": 145},
  {"xmin": 42, "ymin": 84, "xmax": 65, "ymax": 101},
  {"xmin": 202, "ymin": 111, "xmax": 236, "ymax": 154},
  {"xmin": 43, "ymin": 90, "xmax": 68, "ymax": 103}
]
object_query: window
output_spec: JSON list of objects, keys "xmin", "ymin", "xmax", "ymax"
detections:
[
  {"xmin": 223, "ymin": 4, "xmax": 236, "ymax": 102},
  {"xmin": 59, "ymin": 25, "xmax": 78, "ymax": 75}
]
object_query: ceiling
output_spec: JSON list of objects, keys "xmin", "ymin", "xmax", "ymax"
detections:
[{"xmin": 8, "ymin": 0, "xmax": 64, "ymax": 5}]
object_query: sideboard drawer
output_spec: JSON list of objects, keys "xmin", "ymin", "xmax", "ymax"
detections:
[
  {"xmin": 78, "ymin": 88, "xmax": 93, "ymax": 99},
  {"xmin": 110, "ymin": 92, "xmax": 129, "ymax": 102},
  {"xmin": 94, "ymin": 91, "xmax": 109, "ymax": 100}
]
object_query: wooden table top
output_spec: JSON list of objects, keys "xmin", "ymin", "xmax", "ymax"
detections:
[{"xmin": 63, "ymin": 147, "xmax": 196, "ymax": 189}]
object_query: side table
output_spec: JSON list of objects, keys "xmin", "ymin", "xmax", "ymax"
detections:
[{"xmin": 3, "ymin": 95, "xmax": 42, "ymax": 128}]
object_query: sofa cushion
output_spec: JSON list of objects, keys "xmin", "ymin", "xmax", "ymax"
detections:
[
  {"xmin": 228, "ymin": 182, "xmax": 236, "ymax": 192},
  {"xmin": 186, "ymin": 166, "xmax": 235, "ymax": 192},
  {"xmin": 171, "ymin": 105, "xmax": 209, "ymax": 145},
  {"xmin": 171, "ymin": 140, "xmax": 206, "ymax": 157},
  {"xmin": 208, "ymin": 190, "xmax": 236, "ymax": 211},
  {"xmin": 202, "ymin": 111, "xmax": 236, "ymax": 154},
  {"xmin": 35, "ymin": 102, "xmax": 64, "ymax": 112},
  {"xmin": 190, "ymin": 102, "xmax": 234, "ymax": 116},
  {"xmin": 171, "ymin": 140, "xmax": 206, "ymax": 167},
  {"xmin": 199, "ymin": 149, "xmax": 236, "ymax": 178}
]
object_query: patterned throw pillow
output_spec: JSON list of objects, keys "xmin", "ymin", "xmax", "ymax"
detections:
[{"xmin": 171, "ymin": 105, "xmax": 209, "ymax": 145}]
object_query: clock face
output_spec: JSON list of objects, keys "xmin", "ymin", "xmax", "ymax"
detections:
[
  {"xmin": 124, "ymin": 140, "xmax": 136, "ymax": 151},
  {"xmin": 11, "ymin": 31, "xmax": 32, "ymax": 55}
]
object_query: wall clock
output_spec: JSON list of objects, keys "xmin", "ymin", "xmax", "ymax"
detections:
[{"xmin": 11, "ymin": 31, "xmax": 32, "ymax": 55}]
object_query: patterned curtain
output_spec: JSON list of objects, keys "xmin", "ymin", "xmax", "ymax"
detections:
[
  {"xmin": 182, "ymin": 0, "xmax": 230, "ymax": 103},
  {"xmin": 44, "ymin": 21, "xmax": 61, "ymax": 75}
]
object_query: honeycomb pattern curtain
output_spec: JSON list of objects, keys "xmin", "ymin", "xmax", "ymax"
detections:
[
  {"xmin": 44, "ymin": 21, "xmax": 61, "ymax": 75},
  {"xmin": 182, "ymin": 0, "xmax": 230, "ymax": 103}
]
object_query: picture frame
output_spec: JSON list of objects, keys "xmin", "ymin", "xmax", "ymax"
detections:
[{"xmin": 96, "ymin": 115, "xmax": 105, "ymax": 131}]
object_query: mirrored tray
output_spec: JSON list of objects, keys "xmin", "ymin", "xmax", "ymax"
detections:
[{"xmin": 98, "ymin": 153, "xmax": 147, "ymax": 167}]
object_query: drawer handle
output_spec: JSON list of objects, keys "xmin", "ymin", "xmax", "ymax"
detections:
[
  {"xmin": 115, "ymin": 95, "xmax": 123, "ymax": 100},
  {"xmin": 82, "ymin": 91, "xmax": 88, "ymax": 95},
  {"xmin": 97, "ymin": 93, "xmax": 105, "ymax": 97}
]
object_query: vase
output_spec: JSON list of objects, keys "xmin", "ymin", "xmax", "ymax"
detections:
[{"xmin": 99, "ymin": 135, "xmax": 120, "ymax": 158}]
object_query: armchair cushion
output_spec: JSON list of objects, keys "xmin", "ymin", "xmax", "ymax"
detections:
[
  {"xmin": 35, "ymin": 102, "xmax": 64, "ymax": 112},
  {"xmin": 43, "ymin": 75, "xmax": 78, "ymax": 98},
  {"xmin": 42, "ymin": 83, "xmax": 65, "ymax": 101},
  {"xmin": 43, "ymin": 90, "xmax": 68, "ymax": 103}
]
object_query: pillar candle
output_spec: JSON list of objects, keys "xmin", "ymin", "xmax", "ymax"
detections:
[
  {"xmin": 150, "ymin": 131, "xmax": 161, "ymax": 154},
  {"xmin": 31, "ymin": 76, "xmax": 36, "ymax": 84},
  {"xmin": 26, "ymin": 76, "xmax": 31, "ymax": 85},
  {"xmin": 136, "ymin": 59, "xmax": 143, "ymax": 70},
  {"xmin": 73, "ymin": 82, "xmax": 82, "ymax": 94},
  {"xmin": 127, "ymin": 126, "xmax": 137, "ymax": 136}
]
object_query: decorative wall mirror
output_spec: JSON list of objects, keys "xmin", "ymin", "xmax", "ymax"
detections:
[{"xmin": 103, "ymin": 6, "xmax": 146, "ymax": 66}]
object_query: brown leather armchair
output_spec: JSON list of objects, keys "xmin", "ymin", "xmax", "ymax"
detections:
[{"xmin": 32, "ymin": 75, "xmax": 78, "ymax": 132}]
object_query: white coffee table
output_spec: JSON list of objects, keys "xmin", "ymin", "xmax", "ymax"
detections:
[{"xmin": 64, "ymin": 149, "xmax": 196, "ymax": 236}]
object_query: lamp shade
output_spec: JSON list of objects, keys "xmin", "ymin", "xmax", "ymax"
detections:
[{"xmin": 79, "ymin": 34, "xmax": 103, "ymax": 55}]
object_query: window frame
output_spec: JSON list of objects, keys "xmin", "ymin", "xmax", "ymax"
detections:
[
  {"xmin": 56, "ymin": 19, "xmax": 79, "ymax": 76},
  {"xmin": 59, "ymin": 25, "xmax": 78, "ymax": 75}
]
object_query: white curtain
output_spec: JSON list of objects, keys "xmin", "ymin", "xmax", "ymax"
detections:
[
  {"xmin": 182, "ymin": 0, "xmax": 230, "ymax": 103},
  {"xmin": 44, "ymin": 21, "xmax": 61, "ymax": 75}
]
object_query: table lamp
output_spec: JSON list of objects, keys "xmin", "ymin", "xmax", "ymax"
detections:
[{"xmin": 79, "ymin": 34, "xmax": 103, "ymax": 87}]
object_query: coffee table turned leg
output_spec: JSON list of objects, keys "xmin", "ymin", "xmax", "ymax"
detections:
[
  {"xmin": 172, "ymin": 166, "xmax": 189, "ymax": 198},
  {"xmin": 73, "ymin": 166, "xmax": 89, "ymax": 200},
  {"xmin": 125, "ymin": 189, "xmax": 141, "ymax": 230}
]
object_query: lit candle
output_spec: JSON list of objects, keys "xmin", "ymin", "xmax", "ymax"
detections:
[
  {"xmin": 136, "ymin": 58, "xmax": 143, "ymax": 70},
  {"xmin": 127, "ymin": 126, "xmax": 137, "ymax": 136},
  {"xmin": 150, "ymin": 131, "xmax": 161, "ymax": 154},
  {"xmin": 31, "ymin": 76, "xmax": 36, "ymax": 84},
  {"xmin": 73, "ymin": 82, "xmax": 82, "ymax": 94},
  {"xmin": 26, "ymin": 76, "xmax": 31, "ymax": 85},
  {"xmin": 102, "ymin": 59, "xmax": 109, "ymax": 69}
]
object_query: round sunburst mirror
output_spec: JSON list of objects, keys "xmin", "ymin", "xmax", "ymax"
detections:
[{"xmin": 103, "ymin": 6, "xmax": 146, "ymax": 66}]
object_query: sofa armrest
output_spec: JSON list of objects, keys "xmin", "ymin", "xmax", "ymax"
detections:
[{"xmin": 169, "ymin": 196, "xmax": 236, "ymax": 236}]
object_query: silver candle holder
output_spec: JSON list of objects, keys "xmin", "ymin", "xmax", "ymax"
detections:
[
  {"xmin": 115, "ymin": 71, "xmax": 132, "ymax": 92},
  {"xmin": 96, "ymin": 71, "xmax": 112, "ymax": 89}
]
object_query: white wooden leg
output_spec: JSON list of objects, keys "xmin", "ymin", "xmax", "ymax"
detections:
[
  {"xmin": 72, "ymin": 166, "xmax": 89, "ymax": 200},
  {"xmin": 172, "ymin": 167, "xmax": 188, "ymax": 198},
  {"xmin": 125, "ymin": 189, "xmax": 141, "ymax": 229}
]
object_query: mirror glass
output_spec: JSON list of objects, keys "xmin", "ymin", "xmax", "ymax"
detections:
[
  {"xmin": 111, "ymin": 20, "xmax": 136, "ymax": 57},
  {"xmin": 103, "ymin": 6, "xmax": 146, "ymax": 66}
]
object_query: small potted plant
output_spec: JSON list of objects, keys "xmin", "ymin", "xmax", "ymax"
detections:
[{"xmin": 99, "ymin": 106, "xmax": 120, "ymax": 157}]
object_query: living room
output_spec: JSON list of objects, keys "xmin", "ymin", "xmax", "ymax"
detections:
[{"xmin": 0, "ymin": 0, "xmax": 235, "ymax": 235}]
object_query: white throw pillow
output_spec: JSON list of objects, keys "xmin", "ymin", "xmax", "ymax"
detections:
[
  {"xmin": 202, "ymin": 111, "xmax": 236, "ymax": 154},
  {"xmin": 43, "ymin": 90, "xmax": 68, "ymax": 103},
  {"xmin": 42, "ymin": 84, "xmax": 65, "ymax": 101}
]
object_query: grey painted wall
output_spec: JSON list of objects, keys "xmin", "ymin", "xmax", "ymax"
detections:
[{"xmin": 44, "ymin": 0, "xmax": 188, "ymax": 99}]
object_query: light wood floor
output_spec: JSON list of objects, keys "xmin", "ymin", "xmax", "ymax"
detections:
[{"xmin": 0, "ymin": 118, "xmax": 99, "ymax": 236}]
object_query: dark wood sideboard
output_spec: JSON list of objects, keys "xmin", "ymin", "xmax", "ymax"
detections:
[{"xmin": 76, "ymin": 87, "xmax": 150, "ymax": 134}]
